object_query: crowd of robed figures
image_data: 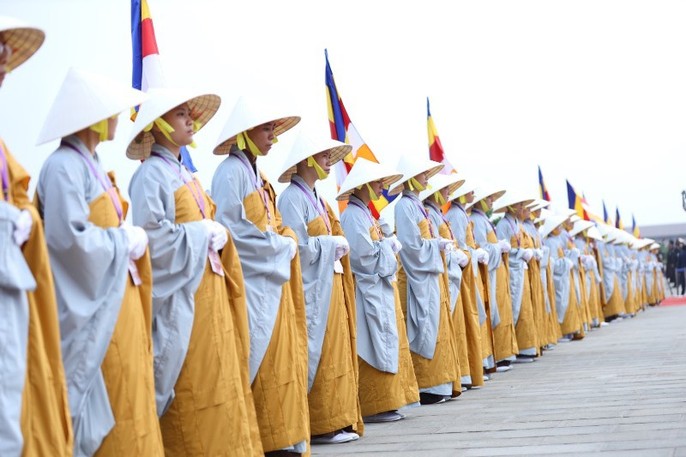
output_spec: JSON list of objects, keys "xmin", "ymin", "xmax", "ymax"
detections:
[{"xmin": 1, "ymin": 16, "xmax": 667, "ymax": 457}]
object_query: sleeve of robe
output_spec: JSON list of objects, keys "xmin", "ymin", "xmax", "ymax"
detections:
[
  {"xmin": 394, "ymin": 195, "xmax": 443, "ymax": 358},
  {"xmin": 341, "ymin": 204, "xmax": 399, "ymax": 373},
  {"xmin": 129, "ymin": 158, "xmax": 209, "ymax": 415},
  {"xmin": 470, "ymin": 213, "xmax": 503, "ymax": 272}
]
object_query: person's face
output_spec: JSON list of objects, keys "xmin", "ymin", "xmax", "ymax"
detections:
[
  {"xmin": 161, "ymin": 103, "xmax": 194, "ymax": 146},
  {"xmin": 246, "ymin": 122, "xmax": 276, "ymax": 156},
  {"xmin": 312, "ymin": 149, "xmax": 331, "ymax": 175},
  {"xmin": 369, "ymin": 178, "xmax": 384, "ymax": 197},
  {"xmin": 414, "ymin": 171, "xmax": 428, "ymax": 188},
  {"xmin": 465, "ymin": 191, "xmax": 475, "ymax": 204},
  {"xmin": 439, "ymin": 186, "xmax": 450, "ymax": 201},
  {"xmin": 106, "ymin": 116, "xmax": 118, "ymax": 141},
  {"xmin": 0, "ymin": 40, "xmax": 13, "ymax": 87}
]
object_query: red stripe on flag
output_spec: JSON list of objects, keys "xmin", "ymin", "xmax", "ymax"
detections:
[{"xmin": 141, "ymin": 18, "xmax": 159, "ymax": 57}]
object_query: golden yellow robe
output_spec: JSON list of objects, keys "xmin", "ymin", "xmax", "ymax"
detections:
[
  {"xmin": 545, "ymin": 259, "xmax": 562, "ymax": 344},
  {"xmin": 306, "ymin": 203, "xmax": 363, "ymax": 436},
  {"xmin": 159, "ymin": 183, "xmax": 261, "ymax": 456},
  {"xmin": 243, "ymin": 176, "xmax": 310, "ymax": 452},
  {"xmin": 527, "ymin": 233, "xmax": 547, "ymax": 351},
  {"xmin": 485, "ymin": 230, "xmax": 518, "ymax": 361},
  {"xmin": 397, "ymin": 218, "xmax": 458, "ymax": 389},
  {"xmin": 557, "ymin": 247, "xmax": 583, "ymax": 336},
  {"xmin": 87, "ymin": 174, "xmax": 163, "ymax": 457},
  {"xmin": 2, "ymin": 143, "xmax": 73, "ymax": 457},
  {"xmin": 356, "ymin": 218, "xmax": 419, "ymax": 417},
  {"xmin": 513, "ymin": 229, "xmax": 538, "ymax": 354}
]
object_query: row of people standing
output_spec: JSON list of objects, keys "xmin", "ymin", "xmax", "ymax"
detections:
[{"xmin": 1, "ymin": 15, "xmax": 666, "ymax": 457}]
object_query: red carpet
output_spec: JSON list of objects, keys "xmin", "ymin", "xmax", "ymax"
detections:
[{"xmin": 660, "ymin": 296, "xmax": 686, "ymax": 306}]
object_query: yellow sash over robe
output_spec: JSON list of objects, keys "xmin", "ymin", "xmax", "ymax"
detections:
[
  {"xmin": 3, "ymin": 144, "xmax": 73, "ymax": 457},
  {"xmin": 557, "ymin": 247, "xmax": 583, "ymax": 336},
  {"xmin": 513, "ymin": 229, "xmax": 538, "ymax": 354},
  {"xmin": 485, "ymin": 230, "xmax": 518, "ymax": 361},
  {"xmin": 398, "ymin": 218, "xmax": 458, "ymax": 389},
  {"xmin": 527, "ymin": 233, "xmax": 547, "ymax": 351},
  {"xmin": 242, "ymin": 176, "xmax": 310, "ymax": 452},
  {"xmin": 159, "ymin": 182, "xmax": 261, "ymax": 456},
  {"xmin": 86, "ymin": 173, "xmax": 163, "ymax": 456}
]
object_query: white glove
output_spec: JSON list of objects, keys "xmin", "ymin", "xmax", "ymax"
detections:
[
  {"xmin": 533, "ymin": 248, "xmax": 543, "ymax": 260},
  {"xmin": 201, "ymin": 219, "xmax": 228, "ymax": 252},
  {"xmin": 582, "ymin": 255, "xmax": 595, "ymax": 269},
  {"xmin": 568, "ymin": 247, "xmax": 581, "ymax": 261},
  {"xmin": 285, "ymin": 237, "xmax": 298, "ymax": 260},
  {"xmin": 475, "ymin": 248, "xmax": 489, "ymax": 264},
  {"xmin": 522, "ymin": 248, "xmax": 534, "ymax": 262},
  {"xmin": 121, "ymin": 224, "xmax": 148, "ymax": 260},
  {"xmin": 498, "ymin": 239, "xmax": 511, "ymax": 253},
  {"xmin": 564, "ymin": 257, "xmax": 575, "ymax": 269},
  {"xmin": 332, "ymin": 235, "xmax": 350, "ymax": 261},
  {"xmin": 13, "ymin": 209, "xmax": 33, "ymax": 246},
  {"xmin": 386, "ymin": 235, "xmax": 403, "ymax": 254},
  {"xmin": 454, "ymin": 249, "xmax": 469, "ymax": 268},
  {"xmin": 438, "ymin": 238, "xmax": 455, "ymax": 252}
]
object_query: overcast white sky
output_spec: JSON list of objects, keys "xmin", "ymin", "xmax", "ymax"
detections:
[{"xmin": 1, "ymin": 0, "xmax": 685, "ymax": 228}]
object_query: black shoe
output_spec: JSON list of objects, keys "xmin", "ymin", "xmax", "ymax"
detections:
[{"xmin": 419, "ymin": 392, "xmax": 447, "ymax": 405}]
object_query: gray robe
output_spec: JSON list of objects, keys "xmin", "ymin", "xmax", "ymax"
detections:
[
  {"xmin": 37, "ymin": 136, "xmax": 129, "ymax": 456},
  {"xmin": 211, "ymin": 147, "xmax": 294, "ymax": 382},
  {"xmin": 445, "ymin": 203, "xmax": 487, "ymax": 325},
  {"xmin": 129, "ymin": 145, "xmax": 209, "ymax": 416},
  {"xmin": 470, "ymin": 209, "xmax": 504, "ymax": 327},
  {"xmin": 340, "ymin": 195, "xmax": 399, "ymax": 373},
  {"xmin": 277, "ymin": 175, "xmax": 338, "ymax": 390},
  {"xmin": 426, "ymin": 201, "xmax": 462, "ymax": 314},
  {"xmin": 394, "ymin": 191, "xmax": 444, "ymax": 359},
  {"xmin": 597, "ymin": 240, "xmax": 619, "ymax": 303},
  {"xmin": 0, "ymin": 201, "xmax": 35, "ymax": 457},
  {"xmin": 543, "ymin": 233, "xmax": 574, "ymax": 323},
  {"xmin": 495, "ymin": 214, "xmax": 527, "ymax": 324}
]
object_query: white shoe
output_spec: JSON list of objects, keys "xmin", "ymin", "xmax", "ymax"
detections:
[
  {"xmin": 558, "ymin": 337, "xmax": 572, "ymax": 343},
  {"xmin": 495, "ymin": 365, "xmax": 512, "ymax": 372},
  {"xmin": 311, "ymin": 431, "xmax": 357, "ymax": 445},
  {"xmin": 483, "ymin": 374, "xmax": 491, "ymax": 381},
  {"xmin": 600, "ymin": 321, "xmax": 609, "ymax": 327},
  {"xmin": 514, "ymin": 356, "xmax": 535, "ymax": 363}
]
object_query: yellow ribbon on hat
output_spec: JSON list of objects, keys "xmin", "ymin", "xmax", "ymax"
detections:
[
  {"xmin": 89, "ymin": 119, "xmax": 109, "ymax": 142},
  {"xmin": 237, "ymin": 131, "xmax": 279, "ymax": 157},
  {"xmin": 306, "ymin": 156, "xmax": 329, "ymax": 180},
  {"xmin": 143, "ymin": 117, "xmax": 198, "ymax": 148},
  {"xmin": 408, "ymin": 177, "xmax": 427, "ymax": 192},
  {"xmin": 458, "ymin": 195, "xmax": 467, "ymax": 205},
  {"xmin": 479, "ymin": 200, "xmax": 489, "ymax": 212},
  {"xmin": 433, "ymin": 191, "xmax": 446, "ymax": 206},
  {"xmin": 356, "ymin": 183, "xmax": 379, "ymax": 201}
]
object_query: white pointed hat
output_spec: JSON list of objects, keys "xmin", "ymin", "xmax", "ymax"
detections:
[
  {"xmin": 466, "ymin": 182, "xmax": 506, "ymax": 210},
  {"xmin": 527, "ymin": 199, "xmax": 551, "ymax": 211},
  {"xmin": 213, "ymin": 95, "xmax": 300, "ymax": 155},
  {"xmin": 37, "ymin": 67, "xmax": 148, "ymax": 145},
  {"xmin": 0, "ymin": 16, "xmax": 45, "ymax": 71},
  {"xmin": 539, "ymin": 213, "xmax": 569, "ymax": 238},
  {"xmin": 126, "ymin": 87, "xmax": 221, "ymax": 160},
  {"xmin": 388, "ymin": 155, "xmax": 444, "ymax": 195},
  {"xmin": 419, "ymin": 173, "xmax": 465, "ymax": 202},
  {"xmin": 277, "ymin": 131, "xmax": 351, "ymax": 183},
  {"xmin": 569, "ymin": 219, "xmax": 594, "ymax": 237},
  {"xmin": 336, "ymin": 157, "xmax": 403, "ymax": 201},
  {"xmin": 491, "ymin": 191, "xmax": 535, "ymax": 213},
  {"xmin": 448, "ymin": 174, "xmax": 475, "ymax": 202},
  {"xmin": 649, "ymin": 242, "xmax": 660, "ymax": 251},
  {"xmin": 586, "ymin": 225, "xmax": 603, "ymax": 241}
]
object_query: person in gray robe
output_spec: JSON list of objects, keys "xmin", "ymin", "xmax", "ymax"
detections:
[{"xmin": 35, "ymin": 69, "xmax": 153, "ymax": 456}]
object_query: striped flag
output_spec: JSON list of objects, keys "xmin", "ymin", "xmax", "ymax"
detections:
[
  {"xmin": 615, "ymin": 207, "xmax": 624, "ymax": 230},
  {"xmin": 427, "ymin": 98, "xmax": 456, "ymax": 174},
  {"xmin": 131, "ymin": 0, "xmax": 197, "ymax": 171},
  {"xmin": 566, "ymin": 180, "xmax": 589, "ymax": 221},
  {"xmin": 325, "ymin": 50, "xmax": 395, "ymax": 217},
  {"xmin": 632, "ymin": 214, "xmax": 639, "ymax": 237},
  {"xmin": 538, "ymin": 166, "xmax": 551, "ymax": 201}
]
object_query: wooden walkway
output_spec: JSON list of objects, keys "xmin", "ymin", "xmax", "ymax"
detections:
[{"xmin": 313, "ymin": 303, "xmax": 686, "ymax": 456}]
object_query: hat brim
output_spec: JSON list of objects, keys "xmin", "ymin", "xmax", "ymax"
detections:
[
  {"xmin": 389, "ymin": 163, "xmax": 444, "ymax": 195},
  {"xmin": 337, "ymin": 172, "xmax": 404, "ymax": 201},
  {"xmin": 127, "ymin": 93, "xmax": 221, "ymax": 160},
  {"xmin": 493, "ymin": 198, "xmax": 535, "ymax": 213},
  {"xmin": 213, "ymin": 115, "xmax": 300, "ymax": 155},
  {"xmin": 278, "ymin": 143, "xmax": 351, "ymax": 183},
  {"xmin": 2, "ymin": 26, "xmax": 44, "ymax": 71}
]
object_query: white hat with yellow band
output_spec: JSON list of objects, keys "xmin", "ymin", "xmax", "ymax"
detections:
[
  {"xmin": 277, "ymin": 131, "xmax": 351, "ymax": 183},
  {"xmin": 336, "ymin": 157, "xmax": 403, "ymax": 202}
]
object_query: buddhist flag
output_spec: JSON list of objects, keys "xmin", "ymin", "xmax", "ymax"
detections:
[
  {"xmin": 632, "ymin": 214, "xmax": 640, "ymax": 238},
  {"xmin": 427, "ymin": 98, "xmax": 455, "ymax": 174},
  {"xmin": 131, "ymin": 0, "xmax": 197, "ymax": 171},
  {"xmin": 538, "ymin": 166, "xmax": 551, "ymax": 201},
  {"xmin": 615, "ymin": 207, "xmax": 624, "ymax": 230},
  {"xmin": 566, "ymin": 180, "xmax": 589, "ymax": 220},
  {"xmin": 602, "ymin": 200, "xmax": 610, "ymax": 224},
  {"xmin": 325, "ymin": 50, "xmax": 394, "ymax": 217}
]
